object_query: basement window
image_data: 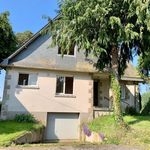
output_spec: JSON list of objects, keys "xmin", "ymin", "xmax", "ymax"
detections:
[{"xmin": 56, "ymin": 76, "xmax": 74, "ymax": 95}]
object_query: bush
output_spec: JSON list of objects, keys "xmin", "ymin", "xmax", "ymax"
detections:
[
  {"xmin": 141, "ymin": 92, "xmax": 150, "ymax": 115},
  {"xmin": 125, "ymin": 106, "xmax": 138, "ymax": 115},
  {"xmin": 14, "ymin": 114, "xmax": 36, "ymax": 123}
]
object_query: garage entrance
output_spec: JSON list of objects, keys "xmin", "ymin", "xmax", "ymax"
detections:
[{"xmin": 46, "ymin": 113, "xmax": 79, "ymax": 140}]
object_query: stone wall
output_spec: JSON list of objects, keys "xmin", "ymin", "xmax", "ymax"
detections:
[
  {"xmin": 13, "ymin": 127, "xmax": 44, "ymax": 144},
  {"xmin": 1, "ymin": 70, "xmax": 11, "ymax": 120}
]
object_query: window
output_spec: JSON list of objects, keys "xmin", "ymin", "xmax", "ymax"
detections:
[
  {"xmin": 56, "ymin": 76, "xmax": 74, "ymax": 95},
  {"xmin": 18, "ymin": 73, "xmax": 38, "ymax": 86},
  {"xmin": 18, "ymin": 74, "xmax": 29, "ymax": 85},
  {"xmin": 58, "ymin": 45, "xmax": 75, "ymax": 56},
  {"xmin": 121, "ymin": 85, "xmax": 126, "ymax": 100}
]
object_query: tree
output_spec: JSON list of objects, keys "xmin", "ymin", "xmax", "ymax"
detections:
[
  {"xmin": 16, "ymin": 31, "xmax": 33, "ymax": 48},
  {"xmin": 48, "ymin": 0, "xmax": 150, "ymax": 126},
  {"xmin": 0, "ymin": 11, "xmax": 16, "ymax": 62},
  {"xmin": 141, "ymin": 91, "xmax": 150, "ymax": 115},
  {"xmin": 138, "ymin": 52, "xmax": 150, "ymax": 77}
]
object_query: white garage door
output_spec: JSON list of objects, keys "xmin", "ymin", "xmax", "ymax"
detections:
[{"xmin": 46, "ymin": 113, "xmax": 79, "ymax": 140}]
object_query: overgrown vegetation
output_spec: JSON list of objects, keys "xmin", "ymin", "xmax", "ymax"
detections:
[
  {"xmin": 48, "ymin": 0, "xmax": 150, "ymax": 125},
  {"xmin": 14, "ymin": 114, "xmax": 36, "ymax": 123},
  {"xmin": 141, "ymin": 92, "xmax": 150, "ymax": 115},
  {"xmin": 88, "ymin": 115, "xmax": 150, "ymax": 148},
  {"xmin": 138, "ymin": 52, "xmax": 150, "ymax": 77},
  {"xmin": 125, "ymin": 106, "xmax": 138, "ymax": 116},
  {"xmin": 0, "ymin": 120, "xmax": 43, "ymax": 146}
]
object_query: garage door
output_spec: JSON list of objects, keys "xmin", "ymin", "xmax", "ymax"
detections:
[{"xmin": 46, "ymin": 113, "xmax": 79, "ymax": 140}]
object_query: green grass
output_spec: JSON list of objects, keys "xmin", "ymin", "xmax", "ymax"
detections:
[
  {"xmin": 88, "ymin": 115, "xmax": 150, "ymax": 148},
  {"xmin": 0, "ymin": 121, "xmax": 43, "ymax": 146}
]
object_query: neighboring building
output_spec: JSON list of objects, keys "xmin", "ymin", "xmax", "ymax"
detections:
[{"xmin": 0, "ymin": 24, "xmax": 143, "ymax": 141}]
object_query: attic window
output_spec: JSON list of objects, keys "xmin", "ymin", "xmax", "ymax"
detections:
[{"xmin": 58, "ymin": 45, "xmax": 75, "ymax": 55}]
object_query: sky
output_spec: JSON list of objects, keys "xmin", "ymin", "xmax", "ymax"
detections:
[{"xmin": 0, "ymin": 0, "xmax": 148, "ymax": 99}]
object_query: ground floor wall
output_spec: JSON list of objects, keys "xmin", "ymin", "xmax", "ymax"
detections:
[{"xmin": 1, "ymin": 68, "xmax": 94, "ymax": 120}]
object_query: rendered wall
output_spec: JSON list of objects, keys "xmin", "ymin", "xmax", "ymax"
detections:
[{"xmin": 1, "ymin": 68, "xmax": 93, "ymax": 124}]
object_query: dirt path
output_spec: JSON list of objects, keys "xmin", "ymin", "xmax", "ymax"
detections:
[{"xmin": 0, "ymin": 144, "xmax": 145, "ymax": 150}]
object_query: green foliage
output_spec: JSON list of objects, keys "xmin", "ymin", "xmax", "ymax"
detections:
[
  {"xmin": 49, "ymin": 0, "xmax": 150, "ymax": 126},
  {"xmin": 0, "ymin": 11, "xmax": 16, "ymax": 62},
  {"xmin": 111, "ymin": 74, "xmax": 127, "ymax": 126},
  {"xmin": 14, "ymin": 114, "xmax": 36, "ymax": 123},
  {"xmin": 49, "ymin": 0, "xmax": 150, "ymax": 75},
  {"xmin": 125, "ymin": 106, "xmax": 138, "ymax": 115},
  {"xmin": 16, "ymin": 31, "xmax": 33, "ymax": 48},
  {"xmin": 141, "ymin": 92, "xmax": 150, "ymax": 115},
  {"xmin": 138, "ymin": 52, "xmax": 150, "ymax": 77},
  {"xmin": 88, "ymin": 115, "xmax": 150, "ymax": 147},
  {"xmin": 0, "ymin": 121, "xmax": 43, "ymax": 146}
]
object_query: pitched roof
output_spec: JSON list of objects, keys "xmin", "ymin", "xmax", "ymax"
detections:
[
  {"xmin": 2, "ymin": 15, "xmax": 60, "ymax": 65},
  {"xmin": 122, "ymin": 63, "xmax": 143, "ymax": 82},
  {"xmin": 0, "ymin": 17, "xmax": 143, "ymax": 82}
]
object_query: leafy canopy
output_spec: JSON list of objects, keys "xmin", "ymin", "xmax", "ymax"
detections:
[
  {"xmin": 49, "ymin": 0, "xmax": 150, "ymax": 75},
  {"xmin": 0, "ymin": 11, "xmax": 16, "ymax": 62},
  {"xmin": 138, "ymin": 52, "xmax": 150, "ymax": 77},
  {"xmin": 16, "ymin": 31, "xmax": 33, "ymax": 48}
]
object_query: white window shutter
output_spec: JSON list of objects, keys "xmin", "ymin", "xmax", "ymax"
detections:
[{"xmin": 29, "ymin": 73, "xmax": 38, "ymax": 85}]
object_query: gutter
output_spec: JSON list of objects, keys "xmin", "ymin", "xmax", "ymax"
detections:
[{"xmin": 121, "ymin": 76, "xmax": 144, "ymax": 82}]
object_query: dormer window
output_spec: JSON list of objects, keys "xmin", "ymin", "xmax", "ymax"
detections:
[{"xmin": 58, "ymin": 45, "xmax": 75, "ymax": 56}]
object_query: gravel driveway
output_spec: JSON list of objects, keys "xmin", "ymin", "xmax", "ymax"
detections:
[{"xmin": 0, "ymin": 144, "xmax": 145, "ymax": 150}]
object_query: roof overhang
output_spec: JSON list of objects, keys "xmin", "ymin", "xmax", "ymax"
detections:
[{"xmin": 121, "ymin": 76, "xmax": 144, "ymax": 82}]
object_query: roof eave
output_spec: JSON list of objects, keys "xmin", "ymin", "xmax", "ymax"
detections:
[{"xmin": 121, "ymin": 76, "xmax": 144, "ymax": 82}]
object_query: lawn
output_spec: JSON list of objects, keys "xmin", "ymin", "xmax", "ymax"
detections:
[
  {"xmin": 88, "ymin": 115, "xmax": 150, "ymax": 148},
  {"xmin": 0, "ymin": 121, "xmax": 43, "ymax": 146}
]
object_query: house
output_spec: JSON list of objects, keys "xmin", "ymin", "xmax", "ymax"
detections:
[{"xmin": 0, "ymin": 24, "xmax": 143, "ymax": 141}]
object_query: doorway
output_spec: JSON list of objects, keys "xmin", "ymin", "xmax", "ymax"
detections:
[{"xmin": 94, "ymin": 80, "xmax": 99, "ymax": 106}]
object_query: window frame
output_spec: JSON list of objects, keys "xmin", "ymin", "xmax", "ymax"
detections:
[
  {"xmin": 57, "ymin": 45, "xmax": 76, "ymax": 57},
  {"xmin": 18, "ymin": 73, "xmax": 29, "ymax": 86},
  {"xmin": 56, "ymin": 75, "xmax": 74, "ymax": 96},
  {"xmin": 17, "ymin": 72, "xmax": 39, "ymax": 89}
]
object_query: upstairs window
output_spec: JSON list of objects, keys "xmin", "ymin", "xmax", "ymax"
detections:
[
  {"xmin": 58, "ymin": 45, "xmax": 75, "ymax": 56},
  {"xmin": 56, "ymin": 76, "xmax": 74, "ymax": 95},
  {"xmin": 18, "ymin": 73, "xmax": 38, "ymax": 86}
]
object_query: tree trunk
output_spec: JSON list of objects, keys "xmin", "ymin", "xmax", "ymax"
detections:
[{"xmin": 111, "ymin": 45, "xmax": 126, "ymax": 127}]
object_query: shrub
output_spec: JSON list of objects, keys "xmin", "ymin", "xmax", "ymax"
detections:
[
  {"xmin": 125, "ymin": 106, "xmax": 138, "ymax": 115},
  {"xmin": 141, "ymin": 92, "xmax": 150, "ymax": 115},
  {"xmin": 14, "ymin": 114, "xmax": 36, "ymax": 123}
]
